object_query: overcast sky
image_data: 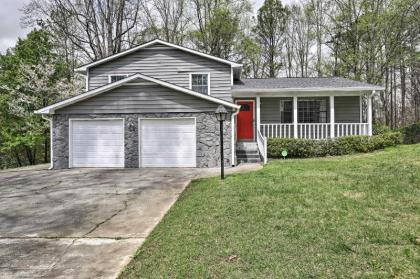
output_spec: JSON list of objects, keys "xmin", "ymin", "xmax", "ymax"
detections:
[{"xmin": 0, "ymin": 0, "xmax": 290, "ymax": 54}]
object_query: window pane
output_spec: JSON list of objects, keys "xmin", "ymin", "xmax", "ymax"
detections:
[
  {"xmin": 110, "ymin": 75, "xmax": 127, "ymax": 83},
  {"xmin": 297, "ymin": 99, "xmax": 328, "ymax": 123},
  {"xmin": 191, "ymin": 74, "xmax": 209, "ymax": 94}
]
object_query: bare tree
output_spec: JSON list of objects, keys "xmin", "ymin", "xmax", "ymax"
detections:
[
  {"xmin": 140, "ymin": 0, "xmax": 190, "ymax": 44},
  {"xmin": 22, "ymin": 0, "xmax": 143, "ymax": 62}
]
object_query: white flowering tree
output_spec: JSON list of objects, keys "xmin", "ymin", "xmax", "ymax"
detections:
[{"xmin": 0, "ymin": 29, "xmax": 82, "ymax": 167}]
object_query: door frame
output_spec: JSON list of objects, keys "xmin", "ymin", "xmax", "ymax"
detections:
[
  {"xmin": 68, "ymin": 118, "xmax": 125, "ymax": 168},
  {"xmin": 235, "ymin": 99, "xmax": 256, "ymax": 141},
  {"xmin": 138, "ymin": 117, "xmax": 197, "ymax": 168}
]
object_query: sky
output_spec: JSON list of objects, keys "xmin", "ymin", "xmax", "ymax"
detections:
[
  {"xmin": 0, "ymin": 0, "xmax": 31, "ymax": 54},
  {"xmin": 0, "ymin": 0, "xmax": 291, "ymax": 54}
]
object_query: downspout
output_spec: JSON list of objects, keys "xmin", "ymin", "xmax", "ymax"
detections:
[
  {"xmin": 41, "ymin": 115, "xmax": 53, "ymax": 170},
  {"xmin": 231, "ymin": 107, "xmax": 240, "ymax": 167}
]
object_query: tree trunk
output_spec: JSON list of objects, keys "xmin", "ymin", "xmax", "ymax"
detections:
[{"xmin": 400, "ymin": 61, "xmax": 406, "ymax": 125}]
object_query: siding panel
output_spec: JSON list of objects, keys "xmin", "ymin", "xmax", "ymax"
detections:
[
  {"xmin": 260, "ymin": 97, "xmax": 292, "ymax": 123},
  {"xmin": 56, "ymin": 82, "xmax": 223, "ymax": 114},
  {"xmin": 88, "ymin": 43, "xmax": 232, "ymax": 101},
  {"xmin": 335, "ymin": 96, "xmax": 360, "ymax": 123}
]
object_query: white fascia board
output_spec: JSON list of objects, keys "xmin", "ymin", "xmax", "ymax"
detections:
[
  {"xmin": 232, "ymin": 86, "xmax": 385, "ymax": 93},
  {"xmin": 75, "ymin": 39, "xmax": 242, "ymax": 73},
  {"xmin": 35, "ymin": 73, "xmax": 239, "ymax": 114}
]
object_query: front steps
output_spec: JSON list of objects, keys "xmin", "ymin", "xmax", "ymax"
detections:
[{"xmin": 236, "ymin": 142, "xmax": 261, "ymax": 164}]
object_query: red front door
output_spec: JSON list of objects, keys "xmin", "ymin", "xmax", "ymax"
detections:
[{"xmin": 237, "ymin": 101, "xmax": 254, "ymax": 140}]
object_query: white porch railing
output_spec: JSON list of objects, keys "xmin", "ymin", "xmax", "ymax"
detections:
[
  {"xmin": 335, "ymin": 123, "xmax": 370, "ymax": 137},
  {"xmin": 260, "ymin": 123, "xmax": 370, "ymax": 139},
  {"xmin": 257, "ymin": 130, "xmax": 268, "ymax": 164}
]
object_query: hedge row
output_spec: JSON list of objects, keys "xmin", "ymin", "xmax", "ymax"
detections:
[{"xmin": 268, "ymin": 132, "xmax": 403, "ymax": 159}]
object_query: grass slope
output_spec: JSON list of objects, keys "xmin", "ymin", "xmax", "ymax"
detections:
[{"xmin": 121, "ymin": 145, "xmax": 420, "ymax": 278}]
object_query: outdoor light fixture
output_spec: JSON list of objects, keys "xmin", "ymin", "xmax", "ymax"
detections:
[{"xmin": 215, "ymin": 105, "xmax": 228, "ymax": 179}]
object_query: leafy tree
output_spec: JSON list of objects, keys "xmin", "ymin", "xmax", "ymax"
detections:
[
  {"xmin": 191, "ymin": 5, "xmax": 240, "ymax": 59},
  {"xmin": 254, "ymin": 0, "xmax": 290, "ymax": 77},
  {"xmin": 0, "ymin": 29, "xmax": 81, "ymax": 168}
]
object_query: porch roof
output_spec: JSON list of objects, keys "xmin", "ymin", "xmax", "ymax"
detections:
[{"xmin": 232, "ymin": 77, "xmax": 384, "ymax": 93}]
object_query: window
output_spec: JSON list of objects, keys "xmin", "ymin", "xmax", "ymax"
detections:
[
  {"xmin": 298, "ymin": 99, "xmax": 328, "ymax": 123},
  {"xmin": 280, "ymin": 100, "xmax": 293, "ymax": 123},
  {"xmin": 109, "ymin": 75, "xmax": 128, "ymax": 83},
  {"xmin": 190, "ymin": 73, "xmax": 209, "ymax": 94},
  {"xmin": 240, "ymin": 104, "xmax": 251, "ymax": 111}
]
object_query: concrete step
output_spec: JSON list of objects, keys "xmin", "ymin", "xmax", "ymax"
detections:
[
  {"xmin": 237, "ymin": 158, "xmax": 261, "ymax": 164},
  {"xmin": 236, "ymin": 141, "xmax": 258, "ymax": 152},
  {"xmin": 236, "ymin": 144, "xmax": 262, "ymax": 163}
]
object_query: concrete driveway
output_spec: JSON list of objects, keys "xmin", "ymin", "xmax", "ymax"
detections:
[{"xmin": 0, "ymin": 164, "xmax": 260, "ymax": 278}]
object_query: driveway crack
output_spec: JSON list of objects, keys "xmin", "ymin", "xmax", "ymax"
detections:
[{"xmin": 83, "ymin": 200, "xmax": 129, "ymax": 237}]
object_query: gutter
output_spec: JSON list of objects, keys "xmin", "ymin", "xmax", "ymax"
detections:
[
  {"xmin": 41, "ymin": 115, "xmax": 54, "ymax": 170},
  {"xmin": 231, "ymin": 107, "xmax": 240, "ymax": 167}
]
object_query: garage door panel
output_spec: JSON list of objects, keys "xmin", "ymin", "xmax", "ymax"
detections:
[
  {"xmin": 71, "ymin": 158, "xmax": 124, "ymax": 168},
  {"xmin": 72, "ymin": 126, "xmax": 123, "ymax": 134},
  {"xmin": 72, "ymin": 145, "xmax": 124, "ymax": 152},
  {"xmin": 141, "ymin": 157, "xmax": 195, "ymax": 167},
  {"xmin": 140, "ymin": 118, "xmax": 196, "ymax": 168},
  {"xmin": 141, "ymin": 127, "xmax": 195, "ymax": 133},
  {"xmin": 72, "ymin": 140, "xmax": 124, "ymax": 147},
  {"xmin": 71, "ymin": 119, "xmax": 124, "ymax": 168},
  {"xmin": 141, "ymin": 137, "xmax": 194, "ymax": 145},
  {"xmin": 72, "ymin": 151, "xmax": 124, "ymax": 158},
  {"xmin": 72, "ymin": 133, "xmax": 123, "ymax": 141}
]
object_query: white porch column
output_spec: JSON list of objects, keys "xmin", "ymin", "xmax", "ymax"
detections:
[
  {"xmin": 293, "ymin": 96, "xmax": 298, "ymax": 138},
  {"xmin": 256, "ymin": 96, "xmax": 261, "ymax": 132},
  {"xmin": 330, "ymin": 95, "xmax": 335, "ymax": 138},
  {"xmin": 368, "ymin": 91, "xmax": 373, "ymax": 136}
]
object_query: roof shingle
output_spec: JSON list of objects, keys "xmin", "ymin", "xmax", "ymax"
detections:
[{"xmin": 233, "ymin": 77, "xmax": 384, "ymax": 90}]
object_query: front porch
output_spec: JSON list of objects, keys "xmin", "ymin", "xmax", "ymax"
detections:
[
  {"xmin": 254, "ymin": 94, "xmax": 373, "ymax": 140},
  {"xmin": 231, "ymin": 77, "xmax": 383, "ymax": 165}
]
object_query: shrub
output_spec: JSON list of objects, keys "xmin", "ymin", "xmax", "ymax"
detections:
[
  {"xmin": 267, "ymin": 132, "xmax": 403, "ymax": 159},
  {"xmin": 370, "ymin": 132, "xmax": 403, "ymax": 149},
  {"xmin": 401, "ymin": 122, "xmax": 420, "ymax": 144},
  {"xmin": 372, "ymin": 123, "xmax": 391, "ymax": 135},
  {"xmin": 267, "ymin": 138, "xmax": 317, "ymax": 158}
]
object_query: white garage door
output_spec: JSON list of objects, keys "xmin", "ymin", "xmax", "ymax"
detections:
[
  {"xmin": 70, "ymin": 119, "xmax": 124, "ymax": 168},
  {"xmin": 140, "ymin": 118, "xmax": 196, "ymax": 167}
]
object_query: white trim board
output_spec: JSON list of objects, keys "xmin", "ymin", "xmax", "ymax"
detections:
[
  {"xmin": 232, "ymin": 90, "xmax": 376, "ymax": 98},
  {"xmin": 75, "ymin": 39, "xmax": 242, "ymax": 72},
  {"xmin": 35, "ymin": 73, "xmax": 240, "ymax": 114}
]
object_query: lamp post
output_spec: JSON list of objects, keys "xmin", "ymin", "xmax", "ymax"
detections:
[{"xmin": 215, "ymin": 105, "xmax": 228, "ymax": 179}]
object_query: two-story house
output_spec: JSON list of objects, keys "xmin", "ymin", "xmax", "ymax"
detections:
[{"xmin": 36, "ymin": 39, "xmax": 384, "ymax": 169}]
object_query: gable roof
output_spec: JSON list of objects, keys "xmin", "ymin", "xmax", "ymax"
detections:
[
  {"xmin": 75, "ymin": 39, "xmax": 242, "ymax": 73},
  {"xmin": 35, "ymin": 73, "xmax": 240, "ymax": 114},
  {"xmin": 233, "ymin": 77, "xmax": 384, "ymax": 92}
]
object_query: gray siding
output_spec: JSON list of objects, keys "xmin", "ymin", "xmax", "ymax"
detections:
[
  {"xmin": 88, "ymin": 43, "xmax": 232, "ymax": 101},
  {"xmin": 56, "ymin": 80, "xmax": 224, "ymax": 114},
  {"xmin": 335, "ymin": 96, "xmax": 360, "ymax": 123},
  {"xmin": 260, "ymin": 97, "xmax": 292, "ymax": 123}
]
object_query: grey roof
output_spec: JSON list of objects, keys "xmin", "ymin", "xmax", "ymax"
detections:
[{"xmin": 233, "ymin": 77, "xmax": 384, "ymax": 91}]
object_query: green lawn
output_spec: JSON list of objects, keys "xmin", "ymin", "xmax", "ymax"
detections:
[{"xmin": 120, "ymin": 145, "xmax": 420, "ymax": 279}]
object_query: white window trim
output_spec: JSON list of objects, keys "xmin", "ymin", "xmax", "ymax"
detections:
[
  {"xmin": 68, "ymin": 118, "xmax": 125, "ymax": 168},
  {"xmin": 138, "ymin": 117, "xmax": 197, "ymax": 168},
  {"xmin": 189, "ymin": 72, "xmax": 211, "ymax": 95},
  {"xmin": 108, "ymin": 74, "xmax": 129, "ymax": 83}
]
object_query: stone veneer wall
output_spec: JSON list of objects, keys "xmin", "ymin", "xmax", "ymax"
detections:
[{"xmin": 52, "ymin": 112, "xmax": 231, "ymax": 169}]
